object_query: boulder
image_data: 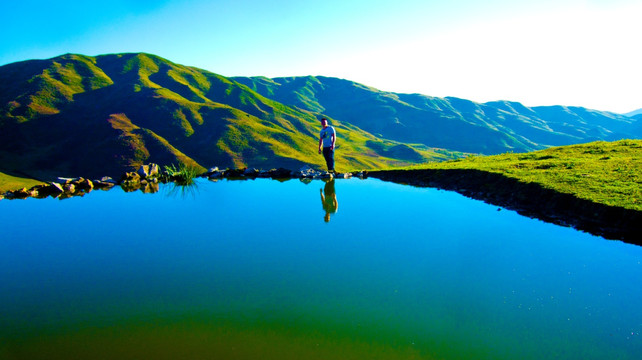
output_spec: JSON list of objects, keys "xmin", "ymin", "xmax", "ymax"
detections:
[
  {"xmin": 225, "ymin": 168, "xmax": 246, "ymax": 177},
  {"xmin": 56, "ymin": 177, "xmax": 76, "ymax": 184},
  {"xmin": 100, "ymin": 176, "xmax": 117, "ymax": 184},
  {"xmin": 318, "ymin": 172, "xmax": 333, "ymax": 180},
  {"xmin": 92, "ymin": 179, "xmax": 116, "ymax": 190},
  {"xmin": 63, "ymin": 183, "xmax": 75, "ymax": 193},
  {"xmin": 120, "ymin": 171, "xmax": 141, "ymax": 183},
  {"xmin": 257, "ymin": 169, "xmax": 272, "ymax": 178},
  {"xmin": 29, "ymin": 183, "xmax": 64, "ymax": 197},
  {"xmin": 11, "ymin": 188, "xmax": 31, "ymax": 198},
  {"xmin": 243, "ymin": 168, "xmax": 260, "ymax": 176},
  {"xmin": 120, "ymin": 182, "xmax": 141, "ymax": 192},
  {"xmin": 205, "ymin": 167, "xmax": 219, "ymax": 176},
  {"xmin": 49, "ymin": 182, "xmax": 65, "ymax": 194},
  {"xmin": 74, "ymin": 178, "xmax": 94, "ymax": 191},
  {"xmin": 141, "ymin": 182, "xmax": 159, "ymax": 194},
  {"xmin": 295, "ymin": 165, "xmax": 321, "ymax": 178},
  {"xmin": 209, "ymin": 171, "xmax": 224, "ymax": 179},
  {"xmin": 270, "ymin": 168, "xmax": 292, "ymax": 179},
  {"xmin": 137, "ymin": 163, "xmax": 160, "ymax": 179}
]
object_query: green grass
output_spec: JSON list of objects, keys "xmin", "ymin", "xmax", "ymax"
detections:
[
  {"xmin": 396, "ymin": 140, "xmax": 642, "ymax": 211},
  {"xmin": 1, "ymin": 53, "xmax": 466, "ymax": 179},
  {"xmin": 0, "ymin": 171, "xmax": 44, "ymax": 193},
  {"xmin": 163, "ymin": 163, "xmax": 201, "ymax": 185}
]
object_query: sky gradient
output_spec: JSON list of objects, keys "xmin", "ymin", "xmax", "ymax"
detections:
[{"xmin": 1, "ymin": 0, "xmax": 640, "ymax": 113}]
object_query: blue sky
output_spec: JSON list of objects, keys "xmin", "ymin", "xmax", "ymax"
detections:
[{"xmin": 1, "ymin": 0, "xmax": 640, "ymax": 113}]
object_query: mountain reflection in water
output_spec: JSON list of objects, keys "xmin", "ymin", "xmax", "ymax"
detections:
[{"xmin": 1, "ymin": 178, "xmax": 641, "ymax": 360}]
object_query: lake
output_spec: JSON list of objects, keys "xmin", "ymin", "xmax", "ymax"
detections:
[{"xmin": 1, "ymin": 178, "xmax": 641, "ymax": 359}]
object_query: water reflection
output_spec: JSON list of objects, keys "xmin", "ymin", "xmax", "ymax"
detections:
[
  {"xmin": 320, "ymin": 179, "xmax": 338, "ymax": 222},
  {"xmin": 2, "ymin": 178, "xmax": 641, "ymax": 360},
  {"xmin": 164, "ymin": 181, "xmax": 200, "ymax": 199},
  {"xmin": 120, "ymin": 180, "xmax": 160, "ymax": 194}
]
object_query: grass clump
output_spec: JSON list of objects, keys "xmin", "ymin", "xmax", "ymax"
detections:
[{"xmin": 162, "ymin": 163, "xmax": 201, "ymax": 185}]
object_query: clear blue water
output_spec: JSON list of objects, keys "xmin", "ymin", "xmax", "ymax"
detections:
[{"xmin": 1, "ymin": 178, "xmax": 641, "ymax": 359}]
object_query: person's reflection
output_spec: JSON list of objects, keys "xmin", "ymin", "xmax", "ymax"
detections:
[{"xmin": 320, "ymin": 179, "xmax": 338, "ymax": 222}]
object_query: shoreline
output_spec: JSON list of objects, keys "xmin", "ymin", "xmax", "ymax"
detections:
[
  {"xmin": 3, "ymin": 163, "xmax": 640, "ymax": 245},
  {"xmin": 369, "ymin": 168, "xmax": 642, "ymax": 245}
]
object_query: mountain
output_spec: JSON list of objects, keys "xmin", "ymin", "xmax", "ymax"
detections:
[
  {"xmin": 233, "ymin": 76, "xmax": 641, "ymax": 154},
  {"xmin": 1, "ymin": 53, "xmax": 640, "ymax": 180},
  {"xmin": 0, "ymin": 53, "xmax": 457, "ymax": 180},
  {"xmin": 625, "ymin": 108, "xmax": 642, "ymax": 117}
]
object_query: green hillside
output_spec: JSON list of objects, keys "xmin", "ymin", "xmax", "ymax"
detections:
[
  {"xmin": 0, "ymin": 53, "xmax": 459, "ymax": 180},
  {"xmin": 2, "ymin": 53, "xmax": 639, "ymax": 181},
  {"xmin": 0, "ymin": 171, "xmax": 44, "ymax": 193},
  {"xmin": 233, "ymin": 76, "xmax": 641, "ymax": 154},
  {"xmin": 392, "ymin": 139, "xmax": 642, "ymax": 211}
]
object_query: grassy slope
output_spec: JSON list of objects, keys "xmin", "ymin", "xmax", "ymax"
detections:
[
  {"xmin": 0, "ymin": 53, "xmax": 461, "ymax": 180},
  {"xmin": 0, "ymin": 171, "xmax": 44, "ymax": 193},
  {"xmin": 398, "ymin": 139, "xmax": 642, "ymax": 211},
  {"xmin": 233, "ymin": 76, "xmax": 641, "ymax": 155}
]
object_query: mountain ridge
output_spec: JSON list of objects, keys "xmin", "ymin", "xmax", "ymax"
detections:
[
  {"xmin": 625, "ymin": 108, "xmax": 642, "ymax": 117},
  {"xmin": 1, "ymin": 52, "xmax": 640, "ymax": 180},
  {"xmin": 0, "ymin": 53, "xmax": 457, "ymax": 180},
  {"xmin": 233, "ymin": 75, "xmax": 640, "ymax": 154}
]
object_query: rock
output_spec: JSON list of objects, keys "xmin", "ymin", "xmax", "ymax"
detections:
[
  {"xmin": 120, "ymin": 171, "xmax": 141, "ymax": 183},
  {"xmin": 74, "ymin": 178, "xmax": 94, "ymax": 191},
  {"xmin": 257, "ymin": 169, "xmax": 272, "ymax": 178},
  {"xmin": 296, "ymin": 165, "xmax": 322, "ymax": 178},
  {"xmin": 49, "ymin": 182, "xmax": 65, "ymax": 193},
  {"xmin": 100, "ymin": 176, "xmax": 117, "ymax": 184},
  {"xmin": 209, "ymin": 171, "xmax": 224, "ymax": 179},
  {"xmin": 92, "ymin": 179, "xmax": 116, "ymax": 189},
  {"xmin": 243, "ymin": 168, "xmax": 260, "ymax": 176},
  {"xmin": 120, "ymin": 182, "xmax": 141, "ymax": 192},
  {"xmin": 205, "ymin": 167, "xmax": 219, "ymax": 175},
  {"xmin": 56, "ymin": 177, "xmax": 75, "ymax": 184},
  {"xmin": 137, "ymin": 163, "xmax": 160, "ymax": 178},
  {"xmin": 141, "ymin": 182, "xmax": 159, "ymax": 194},
  {"xmin": 63, "ymin": 183, "xmax": 76, "ymax": 193},
  {"xmin": 28, "ymin": 183, "xmax": 63, "ymax": 197},
  {"xmin": 225, "ymin": 168, "xmax": 246, "ymax": 177},
  {"xmin": 11, "ymin": 188, "xmax": 31, "ymax": 198},
  {"xmin": 270, "ymin": 168, "xmax": 292, "ymax": 179}
]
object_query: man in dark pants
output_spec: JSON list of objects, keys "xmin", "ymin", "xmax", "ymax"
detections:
[{"xmin": 318, "ymin": 117, "xmax": 336, "ymax": 173}]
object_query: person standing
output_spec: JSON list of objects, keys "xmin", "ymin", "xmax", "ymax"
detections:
[{"xmin": 318, "ymin": 117, "xmax": 336, "ymax": 173}]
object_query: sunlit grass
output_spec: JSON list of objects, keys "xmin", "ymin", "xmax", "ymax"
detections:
[
  {"xmin": 0, "ymin": 171, "xmax": 44, "ymax": 193},
  {"xmin": 394, "ymin": 140, "xmax": 642, "ymax": 211},
  {"xmin": 163, "ymin": 163, "xmax": 201, "ymax": 185}
]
